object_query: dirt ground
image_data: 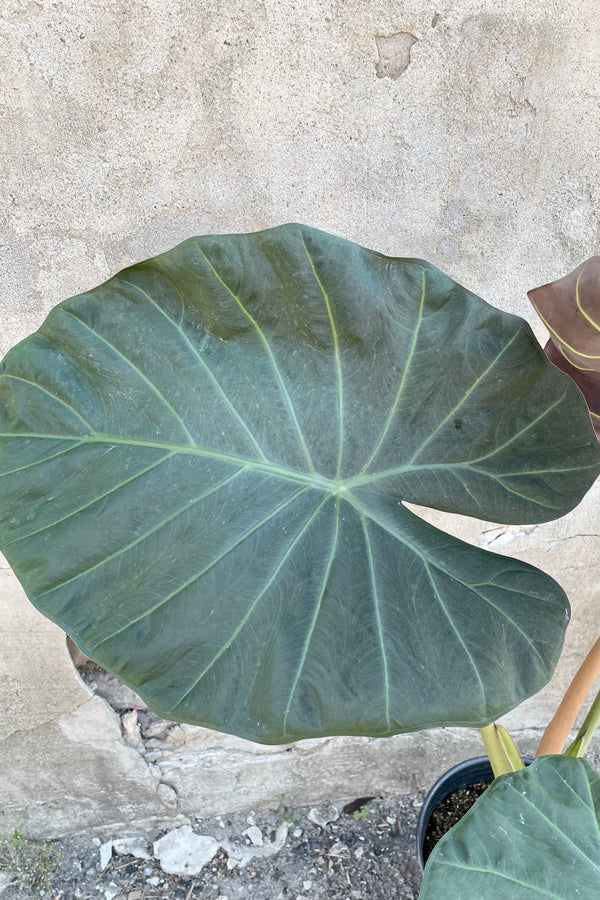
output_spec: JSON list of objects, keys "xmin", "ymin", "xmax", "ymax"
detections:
[{"xmin": 0, "ymin": 792, "xmax": 424, "ymax": 900}]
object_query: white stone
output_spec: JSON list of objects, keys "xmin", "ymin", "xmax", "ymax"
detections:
[
  {"xmin": 153, "ymin": 826, "xmax": 220, "ymax": 877},
  {"xmin": 327, "ymin": 842, "xmax": 350, "ymax": 858},
  {"xmin": 221, "ymin": 823, "xmax": 288, "ymax": 868},
  {"xmin": 121, "ymin": 711, "xmax": 144, "ymax": 751},
  {"xmin": 112, "ymin": 835, "xmax": 152, "ymax": 861},
  {"xmin": 156, "ymin": 782, "xmax": 178, "ymax": 808},
  {"xmin": 99, "ymin": 841, "xmax": 113, "ymax": 871},
  {"xmin": 242, "ymin": 825, "xmax": 264, "ymax": 847},
  {"xmin": 307, "ymin": 805, "xmax": 340, "ymax": 828}
]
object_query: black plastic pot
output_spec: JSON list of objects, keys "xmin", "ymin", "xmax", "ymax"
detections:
[{"xmin": 416, "ymin": 755, "xmax": 533, "ymax": 870}]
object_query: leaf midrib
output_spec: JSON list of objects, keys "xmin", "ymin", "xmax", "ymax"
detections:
[
  {"xmin": 2, "ymin": 428, "xmax": 595, "ymax": 504},
  {"xmin": 0, "ymin": 430, "xmax": 337, "ymax": 491}
]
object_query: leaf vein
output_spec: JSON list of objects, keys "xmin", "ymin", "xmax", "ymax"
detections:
[
  {"xmin": 345, "ymin": 491, "xmax": 548, "ymax": 668},
  {"xmin": 6, "ymin": 451, "xmax": 175, "ymax": 545},
  {"xmin": 172, "ymin": 493, "xmax": 331, "ymax": 710},
  {"xmin": 423, "ymin": 558, "xmax": 486, "ymax": 712},
  {"xmin": 360, "ymin": 514, "xmax": 391, "ymax": 731},
  {"xmin": 93, "ymin": 483, "xmax": 313, "ymax": 647},
  {"xmin": 196, "ymin": 241, "xmax": 315, "ymax": 472},
  {"xmin": 427, "ymin": 860, "xmax": 569, "ymax": 898},
  {"xmin": 38, "ymin": 468, "xmax": 245, "ymax": 597},
  {"xmin": 408, "ymin": 329, "xmax": 521, "ymax": 465},
  {"xmin": 283, "ymin": 494, "xmax": 340, "ymax": 735},
  {"xmin": 361, "ymin": 267, "xmax": 426, "ymax": 474},
  {"xmin": 120, "ymin": 276, "xmax": 267, "ymax": 460},
  {"xmin": 0, "ymin": 440, "xmax": 88, "ymax": 479},
  {"xmin": 1, "ymin": 374, "xmax": 94, "ymax": 432},
  {"xmin": 300, "ymin": 232, "xmax": 344, "ymax": 478},
  {"xmin": 62, "ymin": 310, "xmax": 195, "ymax": 445},
  {"xmin": 506, "ymin": 779, "xmax": 600, "ymax": 868}
]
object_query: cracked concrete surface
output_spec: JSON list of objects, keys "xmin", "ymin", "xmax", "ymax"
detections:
[
  {"xmin": 0, "ymin": 556, "xmax": 185, "ymax": 837},
  {"xmin": 1, "ymin": 0, "xmax": 600, "ymax": 837}
]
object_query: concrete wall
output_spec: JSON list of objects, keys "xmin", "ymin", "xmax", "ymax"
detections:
[{"xmin": 1, "ymin": 0, "xmax": 599, "ymax": 836}]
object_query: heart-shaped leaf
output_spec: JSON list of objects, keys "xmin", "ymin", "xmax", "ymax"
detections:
[
  {"xmin": 1, "ymin": 225, "xmax": 598, "ymax": 742},
  {"xmin": 419, "ymin": 756, "xmax": 600, "ymax": 899},
  {"xmin": 529, "ymin": 258, "xmax": 600, "ymax": 436}
]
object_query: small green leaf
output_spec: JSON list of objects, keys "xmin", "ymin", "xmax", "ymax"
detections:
[{"xmin": 419, "ymin": 756, "xmax": 600, "ymax": 899}]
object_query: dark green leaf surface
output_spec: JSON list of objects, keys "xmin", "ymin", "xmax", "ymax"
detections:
[
  {"xmin": 419, "ymin": 756, "xmax": 600, "ymax": 899},
  {"xmin": 0, "ymin": 225, "xmax": 598, "ymax": 741}
]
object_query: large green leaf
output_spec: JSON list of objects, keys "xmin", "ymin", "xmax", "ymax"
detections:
[
  {"xmin": 0, "ymin": 225, "xmax": 598, "ymax": 742},
  {"xmin": 419, "ymin": 755, "xmax": 600, "ymax": 899}
]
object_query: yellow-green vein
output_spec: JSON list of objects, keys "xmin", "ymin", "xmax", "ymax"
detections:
[
  {"xmin": 361, "ymin": 268, "xmax": 426, "ymax": 475},
  {"xmin": 0, "ymin": 439, "xmax": 88, "ymax": 479},
  {"xmin": 120, "ymin": 276, "xmax": 267, "ymax": 461},
  {"xmin": 0, "ymin": 429, "xmax": 337, "ymax": 490},
  {"xmin": 463, "ymin": 393, "xmax": 566, "ymax": 464},
  {"xmin": 360, "ymin": 513, "xmax": 390, "ymax": 731},
  {"xmin": 7, "ymin": 450, "xmax": 175, "ymax": 545},
  {"xmin": 423, "ymin": 558, "xmax": 486, "ymax": 714},
  {"xmin": 407, "ymin": 330, "xmax": 521, "ymax": 465},
  {"xmin": 62, "ymin": 310, "xmax": 195, "ymax": 445},
  {"xmin": 553, "ymin": 769, "xmax": 600, "ymax": 831},
  {"xmin": 283, "ymin": 494, "xmax": 340, "ymax": 735},
  {"xmin": 1, "ymin": 374, "xmax": 94, "ymax": 433},
  {"xmin": 506, "ymin": 779, "xmax": 600, "ymax": 868},
  {"xmin": 531, "ymin": 295, "xmax": 600, "ymax": 360},
  {"xmin": 427, "ymin": 861, "xmax": 566, "ymax": 899},
  {"xmin": 39, "ymin": 468, "xmax": 246, "ymax": 598},
  {"xmin": 172, "ymin": 492, "xmax": 331, "ymax": 711},
  {"xmin": 344, "ymin": 490, "xmax": 548, "ymax": 669},
  {"xmin": 575, "ymin": 272, "xmax": 600, "ymax": 334},
  {"xmin": 196, "ymin": 242, "xmax": 315, "ymax": 472},
  {"xmin": 300, "ymin": 233, "xmax": 344, "ymax": 478},
  {"xmin": 93, "ymin": 483, "xmax": 313, "ymax": 648},
  {"xmin": 558, "ymin": 342, "xmax": 595, "ymax": 372}
]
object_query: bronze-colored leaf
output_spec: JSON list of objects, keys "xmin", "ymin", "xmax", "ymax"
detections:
[
  {"xmin": 544, "ymin": 339, "xmax": 600, "ymax": 437},
  {"xmin": 529, "ymin": 258, "xmax": 600, "ymax": 438}
]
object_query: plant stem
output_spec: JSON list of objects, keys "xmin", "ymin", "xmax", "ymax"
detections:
[
  {"xmin": 565, "ymin": 685, "xmax": 600, "ymax": 757},
  {"xmin": 536, "ymin": 636, "xmax": 600, "ymax": 758},
  {"xmin": 480, "ymin": 723, "xmax": 524, "ymax": 777}
]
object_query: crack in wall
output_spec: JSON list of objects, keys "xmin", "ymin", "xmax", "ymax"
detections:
[
  {"xmin": 66, "ymin": 637, "xmax": 183, "ymax": 808},
  {"xmin": 543, "ymin": 534, "xmax": 600, "ymax": 551}
]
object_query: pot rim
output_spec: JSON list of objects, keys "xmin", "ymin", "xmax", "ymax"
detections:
[{"xmin": 416, "ymin": 755, "xmax": 533, "ymax": 871}]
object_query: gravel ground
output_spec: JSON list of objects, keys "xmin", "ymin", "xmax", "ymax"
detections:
[
  {"xmin": 7, "ymin": 654, "xmax": 594, "ymax": 900},
  {"xmin": 0, "ymin": 793, "xmax": 424, "ymax": 900},
  {"xmin": 4, "ymin": 753, "xmax": 600, "ymax": 900}
]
